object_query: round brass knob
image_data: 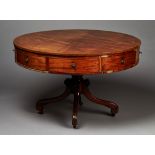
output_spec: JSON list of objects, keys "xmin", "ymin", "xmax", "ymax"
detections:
[
  {"xmin": 71, "ymin": 63, "xmax": 77, "ymax": 70},
  {"xmin": 25, "ymin": 56, "xmax": 29, "ymax": 64},
  {"xmin": 121, "ymin": 58, "xmax": 125, "ymax": 64}
]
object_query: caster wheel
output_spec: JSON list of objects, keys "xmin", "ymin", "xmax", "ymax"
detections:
[
  {"xmin": 73, "ymin": 125, "xmax": 77, "ymax": 129},
  {"xmin": 110, "ymin": 109, "xmax": 116, "ymax": 117},
  {"xmin": 110, "ymin": 106, "xmax": 119, "ymax": 117},
  {"xmin": 72, "ymin": 115, "xmax": 78, "ymax": 129}
]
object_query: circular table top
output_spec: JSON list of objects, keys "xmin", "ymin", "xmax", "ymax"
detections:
[{"xmin": 14, "ymin": 29, "xmax": 141, "ymax": 57}]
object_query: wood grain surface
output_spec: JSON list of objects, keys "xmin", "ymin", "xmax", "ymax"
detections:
[
  {"xmin": 14, "ymin": 29, "xmax": 141, "ymax": 56},
  {"xmin": 14, "ymin": 29, "xmax": 141, "ymax": 75}
]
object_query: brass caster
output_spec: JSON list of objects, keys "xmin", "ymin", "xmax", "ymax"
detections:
[
  {"xmin": 73, "ymin": 125, "xmax": 77, "ymax": 129},
  {"xmin": 72, "ymin": 115, "xmax": 78, "ymax": 129}
]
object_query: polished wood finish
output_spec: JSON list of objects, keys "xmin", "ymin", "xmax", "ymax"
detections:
[
  {"xmin": 15, "ymin": 48, "xmax": 140, "ymax": 75},
  {"xmin": 101, "ymin": 49, "xmax": 139, "ymax": 73},
  {"xmin": 14, "ymin": 30, "xmax": 141, "ymax": 56},
  {"xmin": 36, "ymin": 87, "xmax": 70, "ymax": 114},
  {"xmin": 14, "ymin": 46, "xmax": 140, "ymax": 75},
  {"xmin": 13, "ymin": 29, "xmax": 141, "ymax": 128},
  {"xmin": 48, "ymin": 56, "xmax": 100, "ymax": 74},
  {"xmin": 15, "ymin": 48, "xmax": 47, "ymax": 71},
  {"xmin": 36, "ymin": 76, "xmax": 118, "ymax": 128},
  {"xmin": 14, "ymin": 30, "xmax": 141, "ymax": 75}
]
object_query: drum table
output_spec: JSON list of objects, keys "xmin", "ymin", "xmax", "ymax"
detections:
[{"xmin": 13, "ymin": 30, "xmax": 141, "ymax": 128}]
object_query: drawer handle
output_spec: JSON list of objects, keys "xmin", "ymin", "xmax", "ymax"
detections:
[
  {"xmin": 25, "ymin": 56, "xmax": 29, "ymax": 64},
  {"xmin": 71, "ymin": 63, "xmax": 77, "ymax": 70},
  {"xmin": 121, "ymin": 58, "xmax": 125, "ymax": 64}
]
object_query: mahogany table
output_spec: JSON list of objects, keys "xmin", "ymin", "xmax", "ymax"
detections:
[{"xmin": 13, "ymin": 29, "xmax": 141, "ymax": 128}]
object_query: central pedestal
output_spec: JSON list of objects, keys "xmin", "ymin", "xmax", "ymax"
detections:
[{"xmin": 36, "ymin": 75, "xmax": 119, "ymax": 128}]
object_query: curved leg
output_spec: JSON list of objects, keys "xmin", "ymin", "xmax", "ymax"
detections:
[
  {"xmin": 82, "ymin": 85, "xmax": 119, "ymax": 116},
  {"xmin": 36, "ymin": 87, "xmax": 70, "ymax": 114},
  {"xmin": 35, "ymin": 75, "xmax": 119, "ymax": 128}
]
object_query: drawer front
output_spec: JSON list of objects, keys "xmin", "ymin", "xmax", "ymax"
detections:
[
  {"xmin": 48, "ymin": 56, "xmax": 100, "ymax": 74},
  {"xmin": 15, "ymin": 49, "xmax": 46, "ymax": 71},
  {"xmin": 101, "ymin": 50, "xmax": 139, "ymax": 73}
]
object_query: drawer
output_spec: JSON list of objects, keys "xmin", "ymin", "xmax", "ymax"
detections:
[
  {"xmin": 48, "ymin": 56, "xmax": 100, "ymax": 74},
  {"xmin": 101, "ymin": 50, "xmax": 139, "ymax": 73},
  {"xmin": 15, "ymin": 49, "xmax": 46, "ymax": 71}
]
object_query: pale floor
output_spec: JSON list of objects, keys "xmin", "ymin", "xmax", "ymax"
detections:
[{"xmin": 0, "ymin": 77, "xmax": 155, "ymax": 135}]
